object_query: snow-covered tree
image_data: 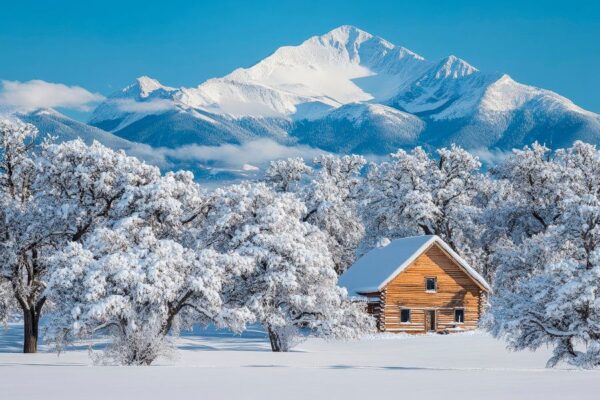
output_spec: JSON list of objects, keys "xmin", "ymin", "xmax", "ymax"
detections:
[
  {"xmin": 363, "ymin": 145, "xmax": 488, "ymax": 272},
  {"xmin": 198, "ymin": 182, "xmax": 373, "ymax": 351},
  {"xmin": 487, "ymin": 143, "xmax": 564, "ymax": 242},
  {"xmin": 306, "ymin": 155, "xmax": 366, "ymax": 274},
  {"xmin": 489, "ymin": 195, "xmax": 600, "ymax": 367},
  {"xmin": 0, "ymin": 131, "xmax": 163, "ymax": 353},
  {"xmin": 488, "ymin": 142, "xmax": 600, "ymax": 368},
  {"xmin": 114, "ymin": 168, "xmax": 209, "ymax": 247},
  {"xmin": 265, "ymin": 155, "xmax": 366, "ymax": 274},
  {"xmin": 33, "ymin": 139, "xmax": 161, "ymax": 241},
  {"xmin": 265, "ymin": 157, "xmax": 312, "ymax": 193},
  {"xmin": 45, "ymin": 217, "xmax": 253, "ymax": 365},
  {"xmin": 478, "ymin": 144, "xmax": 553, "ymax": 285},
  {"xmin": 39, "ymin": 148, "xmax": 258, "ymax": 364},
  {"xmin": 0, "ymin": 120, "xmax": 39, "ymax": 352}
]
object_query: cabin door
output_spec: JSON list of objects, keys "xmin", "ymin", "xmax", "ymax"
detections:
[{"xmin": 425, "ymin": 310, "xmax": 436, "ymax": 332}]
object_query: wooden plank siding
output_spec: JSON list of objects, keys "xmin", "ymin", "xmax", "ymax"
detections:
[{"xmin": 369, "ymin": 243, "xmax": 484, "ymax": 334}]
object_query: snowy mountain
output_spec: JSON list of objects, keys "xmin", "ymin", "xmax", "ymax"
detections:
[
  {"xmin": 4, "ymin": 108, "xmax": 277, "ymax": 183},
  {"xmin": 19, "ymin": 108, "xmax": 134, "ymax": 148},
  {"xmin": 88, "ymin": 25, "xmax": 600, "ymax": 154},
  {"xmin": 11, "ymin": 108, "xmax": 175, "ymax": 169},
  {"xmin": 90, "ymin": 76, "xmax": 293, "ymax": 148},
  {"xmin": 292, "ymin": 103, "xmax": 424, "ymax": 154}
]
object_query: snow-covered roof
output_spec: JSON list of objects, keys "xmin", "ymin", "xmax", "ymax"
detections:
[{"xmin": 339, "ymin": 235, "xmax": 491, "ymax": 297}]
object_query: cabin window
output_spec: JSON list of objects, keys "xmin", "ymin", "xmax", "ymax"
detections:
[
  {"xmin": 400, "ymin": 309, "xmax": 411, "ymax": 323},
  {"xmin": 425, "ymin": 277, "xmax": 437, "ymax": 292},
  {"xmin": 454, "ymin": 308, "xmax": 465, "ymax": 323}
]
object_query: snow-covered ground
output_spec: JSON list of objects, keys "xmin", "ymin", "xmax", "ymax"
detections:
[{"xmin": 1, "ymin": 324, "xmax": 598, "ymax": 400}]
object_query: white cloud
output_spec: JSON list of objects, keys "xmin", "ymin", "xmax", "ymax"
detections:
[
  {"xmin": 113, "ymin": 98, "xmax": 174, "ymax": 113},
  {"xmin": 0, "ymin": 80, "xmax": 105, "ymax": 111},
  {"xmin": 122, "ymin": 143, "xmax": 171, "ymax": 169},
  {"xmin": 114, "ymin": 139, "xmax": 327, "ymax": 182},
  {"xmin": 470, "ymin": 147, "xmax": 511, "ymax": 165},
  {"xmin": 158, "ymin": 139, "xmax": 327, "ymax": 167}
]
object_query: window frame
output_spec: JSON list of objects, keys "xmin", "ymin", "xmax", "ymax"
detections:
[
  {"xmin": 454, "ymin": 308, "xmax": 465, "ymax": 324},
  {"xmin": 400, "ymin": 308, "xmax": 411, "ymax": 324},
  {"xmin": 425, "ymin": 277, "xmax": 437, "ymax": 293}
]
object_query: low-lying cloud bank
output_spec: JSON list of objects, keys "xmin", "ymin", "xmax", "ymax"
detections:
[
  {"xmin": 126, "ymin": 138, "xmax": 328, "ymax": 175},
  {"xmin": 470, "ymin": 147, "xmax": 512, "ymax": 165},
  {"xmin": 0, "ymin": 80, "xmax": 105, "ymax": 111},
  {"xmin": 159, "ymin": 139, "xmax": 326, "ymax": 166}
]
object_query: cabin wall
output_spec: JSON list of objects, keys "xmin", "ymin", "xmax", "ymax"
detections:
[{"xmin": 378, "ymin": 244, "xmax": 483, "ymax": 333}]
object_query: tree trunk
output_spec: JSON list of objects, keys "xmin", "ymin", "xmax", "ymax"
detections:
[
  {"xmin": 23, "ymin": 308, "xmax": 39, "ymax": 353},
  {"xmin": 267, "ymin": 327, "xmax": 282, "ymax": 352}
]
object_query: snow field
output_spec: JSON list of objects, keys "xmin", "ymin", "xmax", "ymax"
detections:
[{"xmin": 1, "ymin": 326, "xmax": 599, "ymax": 400}]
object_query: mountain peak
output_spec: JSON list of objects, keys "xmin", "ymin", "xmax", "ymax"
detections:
[
  {"xmin": 323, "ymin": 25, "xmax": 373, "ymax": 39},
  {"xmin": 131, "ymin": 76, "xmax": 173, "ymax": 98},
  {"xmin": 317, "ymin": 25, "xmax": 394, "ymax": 51},
  {"xmin": 211, "ymin": 24, "xmax": 428, "ymax": 111},
  {"xmin": 433, "ymin": 55, "xmax": 478, "ymax": 79}
]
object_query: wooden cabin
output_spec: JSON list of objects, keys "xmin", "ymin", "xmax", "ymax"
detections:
[{"xmin": 339, "ymin": 235, "xmax": 491, "ymax": 333}]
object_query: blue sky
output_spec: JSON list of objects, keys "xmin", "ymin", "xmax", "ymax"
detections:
[{"xmin": 1, "ymin": 0, "xmax": 599, "ymax": 114}]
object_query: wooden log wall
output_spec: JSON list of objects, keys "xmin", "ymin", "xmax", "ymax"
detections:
[{"xmin": 374, "ymin": 243, "xmax": 483, "ymax": 333}]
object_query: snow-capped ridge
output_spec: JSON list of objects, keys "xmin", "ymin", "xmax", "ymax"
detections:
[
  {"xmin": 314, "ymin": 25, "xmax": 395, "ymax": 59},
  {"xmin": 434, "ymin": 55, "xmax": 478, "ymax": 79},
  {"xmin": 327, "ymin": 103, "xmax": 417, "ymax": 123},
  {"xmin": 321, "ymin": 25, "xmax": 378, "ymax": 42},
  {"xmin": 479, "ymin": 73, "xmax": 597, "ymax": 117},
  {"xmin": 125, "ymin": 76, "xmax": 175, "ymax": 98}
]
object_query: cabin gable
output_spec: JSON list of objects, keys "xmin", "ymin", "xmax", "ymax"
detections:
[{"xmin": 379, "ymin": 243, "xmax": 483, "ymax": 333}]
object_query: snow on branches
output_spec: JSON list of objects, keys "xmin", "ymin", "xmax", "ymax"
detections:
[
  {"xmin": 45, "ymin": 217, "xmax": 252, "ymax": 365},
  {"xmin": 487, "ymin": 142, "xmax": 600, "ymax": 368},
  {"xmin": 0, "ymin": 125, "xmax": 373, "ymax": 360},
  {"xmin": 266, "ymin": 154, "xmax": 366, "ymax": 274},
  {"xmin": 197, "ymin": 182, "xmax": 374, "ymax": 351},
  {"xmin": 0, "ymin": 120, "xmax": 42, "ymax": 352}
]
